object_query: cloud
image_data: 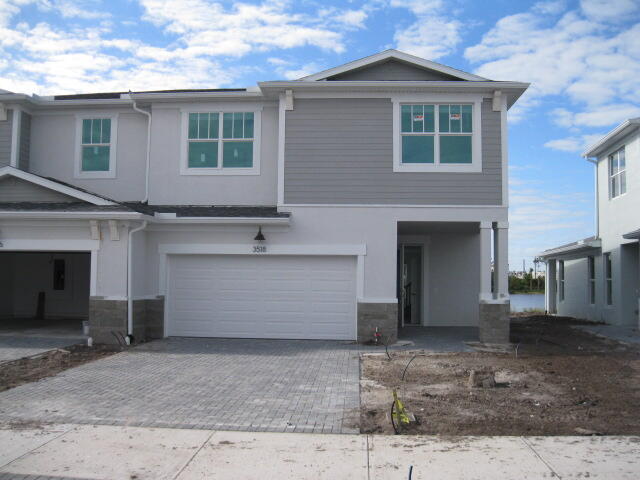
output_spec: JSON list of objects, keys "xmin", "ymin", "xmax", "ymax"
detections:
[
  {"xmin": 139, "ymin": 0, "xmax": 347, "ymax": 55},
  {"xmin": 0, "ymin": 0, "xmax": 367, "ymax": 94},
  {"xmin": 544, "ymin": 133, "xmax": 607, "ymax": 152},
  {"xmin": 579, "ymin": 0, "xmax": 640, "ymax": 22},
  {"xmin": 391, "ymin": 0, "xmax": 462, "ymax": 59}
]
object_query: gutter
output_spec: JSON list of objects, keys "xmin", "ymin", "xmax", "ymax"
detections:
[
  {"xmin": 126, "ymin": 220, "xmax": 147, "ymax": 341},
  {"xmin": 130, "ymin": 93, "xmax": 151, "ymax": 204}
]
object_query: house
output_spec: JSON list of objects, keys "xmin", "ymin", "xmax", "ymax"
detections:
[
  {"xmin": 0, "ymin": 50, "xmax": 528, "ymax": 344},
  {"xmin": 538, "ymin": 119, "xmax": 640, "ymax": 326}
]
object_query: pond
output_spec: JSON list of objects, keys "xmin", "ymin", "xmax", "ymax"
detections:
[{"xmin": 510, "ymin": 293, "xmax": 545, "ymax": 312}]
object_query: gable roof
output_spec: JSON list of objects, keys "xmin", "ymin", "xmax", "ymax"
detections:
[
  {"xmin": 0, "ymin": 167, "xmax": 116, "ymax": 206},
  {"xmin": 300, "ymin": 50, "xmax": 488, "ymax": 82},
  {"xmin": 583, "ymin": 118, "xmax": 640, "ymax": 158}
]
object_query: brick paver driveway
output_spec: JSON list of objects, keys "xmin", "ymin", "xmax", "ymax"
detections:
[{"xmin": 0, "ymin": 338, "xmax": 360, "ymax": 434}]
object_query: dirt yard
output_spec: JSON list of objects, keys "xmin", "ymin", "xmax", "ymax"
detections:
[
  {"xmin": 361, "ymin": 316, "xmax": 640, "ymax": 435},
  {"xmin": 0, "ymin": 345, "xmax": 119, "ymax": 392}
]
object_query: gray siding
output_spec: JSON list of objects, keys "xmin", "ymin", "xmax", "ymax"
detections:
[
  {"xmin": 19, "ymin": 112, "xmax": 31, "ymax": 171},
  {"xmin": 328, "ymin": 60, "xmax": 461, "ymax": 81},
  {"xmin": 0, "ymin": 110, "xmax": 12, "ymax": 167},
  {"xmin": 284, "ymin": 98, "xmax": 502, "ymax": 205},
  {"xmin": 0, "ymin": 177, "xmax": 78, "ymax": 202}
]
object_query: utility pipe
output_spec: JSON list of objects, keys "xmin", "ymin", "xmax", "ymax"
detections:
[
  {"xmin": 126, "ymin": 220, "xmax": 147, "ymax": 341},
  {"xmin": 130, "ymin": 92, "xmax": 151, "ymax": 204}
]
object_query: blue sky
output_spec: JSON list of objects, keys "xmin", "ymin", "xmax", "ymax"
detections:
[{"xmin": 1, "ymin": 0, "xmax": 639, "ymax": 271}]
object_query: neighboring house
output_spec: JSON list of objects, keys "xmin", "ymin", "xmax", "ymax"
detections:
[
  {"xmin": 0, "ymin": 50, "xmax": 528, "ymax": 344},
  {"xmin": 539, "ymin": 119, "xmax": 640, "ymax": 326}
]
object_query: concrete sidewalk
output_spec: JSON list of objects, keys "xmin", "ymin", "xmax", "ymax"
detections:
[{"xmin": 0, "ymin": 424, "xmax": 638, "ymax": 479}]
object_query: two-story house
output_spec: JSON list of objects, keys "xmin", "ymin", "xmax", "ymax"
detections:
[
  {"xmin": 539, "ymin": 119, "xmax": 640, "ymax": 326},
  {"xmin": 0, "ymin": 50, "xmax": 528, "ymax": 344}
]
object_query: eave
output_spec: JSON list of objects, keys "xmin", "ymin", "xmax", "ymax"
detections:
[
  {"xmin": 538, "ymin": 237, "xmax": 602, "ymax": 259},
  {"xmin": 582, "ymin": 118, "xmax": 640, "ymax": 158}
]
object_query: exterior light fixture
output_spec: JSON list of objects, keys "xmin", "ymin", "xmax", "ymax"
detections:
[{"xmin": 254, "ymin": 226, "xmax": 266, "ymax": 242}]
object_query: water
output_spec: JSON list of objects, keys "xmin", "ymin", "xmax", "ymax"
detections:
[{"xmin": 510, "ymin": 293, "xmax": 545, "ymax": 312}]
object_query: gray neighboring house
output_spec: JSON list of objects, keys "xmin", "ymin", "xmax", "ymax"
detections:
[
  {"xmin": 539, "ymin": 119, "xmax": 640, "ymax": 326},
  {"xmin": 0, "ymin": 50, "xmax": 528, "ymax": 344}
]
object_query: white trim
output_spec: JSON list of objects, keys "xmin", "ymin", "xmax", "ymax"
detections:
[
  {"xmin": 179, "ymin": 109, "xmax": 261, "ymax": 176},
  {"xmin": 0, "ymin": 238, "xmax": 100, "ymax": 251},
  {"xmin": 280, "ymin": 203, "xmax": 505, "ymax": 209},
  {"xmin": 277, "ymin": 93, "xmax": 286, "ymax": 205},
  {"xmin": 358, "ymin": 297, "xmax": 398, "ymax": 303},
  {"xmin": 0, "ymin": 166, "xmax": 116, "ymax": 205},
  {"xmin": 299, "ymin": 50, "xmax": 488, "ymax": 82},
  {"xmin": 9, "ymin": 108, "xmax": 21, "ymax": 167},
  {"xmin": 500, "ymin": 94, "xmax": 508, "ymax": 207},
  {"xmin": 152, "ymin": 216, "xmax": 290, "ymax": 225},
  {"xmin": 391, "ymin": 94, "xmax": 483, "ymax": 173},
  {"xmin": 74, "ymin": 113, "xmax": 118, "ymax": 179},
  {"xmin": 582, "ymin": 118, "xmax": 640, "ymax": 158},
  {"xmin": 90, "ymin": 249, "xmax": 98, "ymax": 296},
  {"xmin": 0, "ymin": 211, "xmax": 142, "ymax": 220}
]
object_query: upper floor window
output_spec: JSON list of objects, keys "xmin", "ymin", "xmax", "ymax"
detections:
[
  {"xmin": 392, "ymin": 98, "xmax": 482, "ymax": 173},
  {"xmin": 608, "ymin": 147, "xmax": 626, "ymax": 198},
  {"xmin": 181, "ymin": 110, "xmax": 261, "ymax": 176},
  {"xmin": 75, "ymin": 115, "xmax": 117, "ymax": 179}
]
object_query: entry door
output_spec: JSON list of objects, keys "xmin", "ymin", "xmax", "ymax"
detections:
[{"xmin": 398, "ymin": 245, "xmax": 422, "ymax": 326}]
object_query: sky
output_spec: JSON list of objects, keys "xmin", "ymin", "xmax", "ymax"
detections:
[{"xmin": 1, "ymin": 0, "xmax": 639, "ymax": 271}]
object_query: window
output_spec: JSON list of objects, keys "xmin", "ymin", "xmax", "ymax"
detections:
[
  {"xmin": 558, "ymin": 260, "xmax": 565, "ymax": 301},
  {"xmin": 604, "ymin": 253, "xmax": 613, "ymax": 305},
  {"xmin": 393, "ymin": 97, "xmax": 481, "ymax": 172},
  {"xmin": 182, "ymin": 110, "xmax": 260, "ymax": 175},
  {"xmin": 53, "ymin": 259, "xmax": 65, "ymax": 291},
  {"xmin": 588, "ymin": 256, "xmax": 595, "ymax": 305},
  {"xmin": 75, "ymin": 115, "xmax": 117, "ymax": 178},
  {"xmin": 609, "ymin": 147, "xmax": 626, "ymax": 198}
]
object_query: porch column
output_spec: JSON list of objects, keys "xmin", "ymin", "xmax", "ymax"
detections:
[
  {"xmin": 478, "ymin": 221, "xmax": 510, "ymax": 344},
  {"xmin": 494, "ymin": 222, "xmax": 509, "ymax": 301},
  {"xmin": 545, "ymin": 260, "xmax": 557, "ymax": 314},
  {"xmin": 479, "ymin": 221, "xmax": 493, "ymax": 302}
]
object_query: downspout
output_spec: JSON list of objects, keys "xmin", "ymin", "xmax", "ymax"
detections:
[
  {"xmin": 130, "ymin": 92, "xmax": 151, "ymax": 204},
  {"xmin": 127, "ymin": 220, "xmax": 147, "ymax": 343},
  {"xmin": 585, "ymin": 157, "xmax": 599, "ymax": 237}
]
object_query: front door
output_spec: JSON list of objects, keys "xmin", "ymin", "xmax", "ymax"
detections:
[{"xmin": 398, "ymin": 245, "xmax": 422, "ymax": 326}]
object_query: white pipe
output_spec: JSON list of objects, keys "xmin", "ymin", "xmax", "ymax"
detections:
[
  {"xmin": 130, "ymin": 92, "xmax": 151, "ymax": 204},
  {"xmin": 127, "ymin": 220, "xmax": 147, "ymax": 338}
]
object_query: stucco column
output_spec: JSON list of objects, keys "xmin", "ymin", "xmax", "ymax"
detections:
[
  {"xmin": 545, "ymin": 260, "xmax": 557, "ymax": 314},
  {"xmin": 493, "ymin": 222, "xmax": 509, "ymax": 301},
  {"xmin": 479, "ymin": 221, "xmax": 493, "ymax": 302}
]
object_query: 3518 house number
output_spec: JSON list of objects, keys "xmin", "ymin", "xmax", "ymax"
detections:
[{"xmin": 252, "ymin": 245, "xmax": 267, "ymax": 253}]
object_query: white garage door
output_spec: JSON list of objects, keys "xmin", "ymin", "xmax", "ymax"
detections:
[{"xmin": 167, "ymin": 255, "xmax": 357, "ymax": 340}]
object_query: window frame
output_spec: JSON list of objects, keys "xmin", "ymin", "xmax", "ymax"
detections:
[
  {"xmin": 74, "ymin": 113, "xmax": 118, "ymax": 179},
  {"xmin": 604, "ymin": 253, "xmax": 613, "ymax": 306},
  {"xmin": 587, "ymin": 256, "xmax": 595, "ymax": 305},
  {"xmin": 180, "ymin": 107, "xmax": 261, "ymax": 176},
  {"xmin": 558, "ymin": 260, "xmax": 565, "ymax": 302},
  {"xmin": 608, "ymin": 146, "xmax": 627, "ymax": 199},
  {"xmin": 392, "ymin": 94, "xmax": 483, "ymax": 173}
]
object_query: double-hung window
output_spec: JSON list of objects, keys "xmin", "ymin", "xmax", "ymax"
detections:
[
  {"xmin": 588, "ymin": 256, "xmax": 595, "ymax": 305},
  {"xmin": 393, "ymin": 99, "xmax": 481, "ymax": 172},
  {"xmin": 604, "ymin": 253, "xmax": 613, "ymax": 305},
  {"xmin": 75, "ymin": 115, "xmax": 117, "ymax": 178},
  {"xmin": 608, "ymin": 147, "xmax": 626, "ymax": 198},
  {"xmin": 182, "ymin": 110, "xmax": 260, "ymax": 175}
]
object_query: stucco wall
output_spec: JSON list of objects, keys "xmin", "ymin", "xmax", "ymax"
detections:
[
  {"xmin": 29, "ymin": 109, "xmax": 148, "ymax": 201},
  {"xmin": 147, "ymin": 102, "xmax": 278, "ymax": 205}
]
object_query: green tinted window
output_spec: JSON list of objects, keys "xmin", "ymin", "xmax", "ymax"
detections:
[
  {"xmin": 101, "ymin": 119, "xmax": 111, "ymax": 143},
  {"xmin": 188, "ymin": 113, "xmax": 219, "ymax": 140},
  {"xmin": 402, "ymin": 136, "xmax": 434, "ymax": 164},
  {"xmin": 223, "ymin": 141, "xmax": 253, "ymax": 168},
  {"xmin": 82, "ymin": 118, "xmax": 111, "ymax": 144},
  {"xmin": 188, "ymin": 141, "xmax": 218, "ymax": 168},
  {"xmin": 401, "ymin": 105, "xmax": 412, "ymax": 132},
  {"xmin": 440, "ymin": 136, "xmax": 472, "ymax": 164},
  {"xmin": 81, "ymin": 146, "xmax": 110, "ymax": 171},
  {"xmin": 223, "ymin": 112, "xmax": 254, "ymax": 139},
  {"xmin": 439, "ymin": 104, "xmax": 472, "ymax": 133},
  {"xmin": 401, "ymin": 105, "xmax": 434, "ymax": 133}
]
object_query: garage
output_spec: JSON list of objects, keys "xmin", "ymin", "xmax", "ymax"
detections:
[{"xmin": 167, "ymin": 255, "xmax": 357, "ymax": 340}]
